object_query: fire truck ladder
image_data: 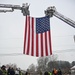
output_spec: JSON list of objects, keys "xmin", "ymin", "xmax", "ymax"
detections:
[
  {"xmin": 45, "ymin": 6, "xmax": 75, "ymax": 28},
  {"xmin": 0, "ymin": 3, "xmax": 30, "ymax": 16}
]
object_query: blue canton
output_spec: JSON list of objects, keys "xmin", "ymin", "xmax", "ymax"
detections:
[{"xmin": 36, "ymin": 16, "xmax": 50, "ymax": 34}]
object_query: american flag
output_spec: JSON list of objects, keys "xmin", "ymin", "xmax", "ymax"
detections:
[{"xmin": 23, "ymin": 15, "xmax": 52, "ymax": 57}]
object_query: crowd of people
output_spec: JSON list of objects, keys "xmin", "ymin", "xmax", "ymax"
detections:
[
  {"xmin": 44, "ymin": 68, "xmax": 62, "ymax": 75},
  {"xmin": 0, "ymin": 65, "xmax": 62, "ymax": 75},
  {"xmin": 52, "ymin": 68, "xmax": 62, "ymax": 75},
  {"xmin": 0, "ymin": 65, "xmax": 22, "ymax": 75}
]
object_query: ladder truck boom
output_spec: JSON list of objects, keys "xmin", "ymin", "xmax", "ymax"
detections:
[
  {"xmin": 0, "ymin": 3, "xmax": 30, "ymax": 16},
  {"xmin": 0, "ymin": 9, "xmax": 13, "ymax": 13},
  {"xmin": 45, "ymin": 6, "xmax": 75, "ymax": 28},
  {"xmin": 0, "ymin": 4, "xmax": 21, "ymax": 9}
]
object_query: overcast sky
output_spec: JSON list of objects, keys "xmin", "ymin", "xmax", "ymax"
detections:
[{"xmin": 0, "ymin": 0, "xmax": 75, "ymax": 70}]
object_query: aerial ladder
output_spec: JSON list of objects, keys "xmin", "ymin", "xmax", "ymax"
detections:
[
  {"xmin": 45, "ymin": 6, "xmax": 75, "ymax": 28},
  {"xmin": 0, "ymin": 4, "xmax": 75, "ymax": 28},
  {"xmin": 0, "ymin": 3, "xmax": 30, "ymax": 16}
]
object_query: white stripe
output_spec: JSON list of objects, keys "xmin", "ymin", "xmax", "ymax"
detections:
[
  {"xmin": 25, "ymin": 16, "xmax": 29, "ymax": 54},
  {"xmin": 34, "ymin": 18, "xmax": 36, "ymax": 56},
  {"xmin": 43, "ymin": 32, "xmax": 46, "ymax": 56},
  {"xmin": 29, "ymin": 17, "xmax": 32, "ymax": 55},
  {"xmin": 38, "ymin": 34, "xmax": 41, "ymax": 57},
  {"xmin": 47, "ymin": 31, "xmax": 50, "ymax": 55}
]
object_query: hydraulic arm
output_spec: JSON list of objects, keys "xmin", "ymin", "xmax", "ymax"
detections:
[
  {"xmin": 0, "ymin": 3, "xmax": 30, "ymax": 16},
  {"xmin": 45, "ymin": 6, "xmax": 75, "ymax": 28}
]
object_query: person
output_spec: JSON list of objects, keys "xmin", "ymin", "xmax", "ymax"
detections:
[
  {"xmin": 0, "ymin": 67, "xmax": 3, "ymax": 75},
  {"xmin": 1, "ymin": 65, "xmax": 7, "ymax": 75},
  {"xmin": 25, "ymin": 71, "xmax": 28, "ymax": 75},
  {"xmin": 25, "ymin": 69, "xmax": 29, "ymax": 75},
  {"xmin": 10, "ymin": 68, "xmax": 15, "ymax": 75},
  {"xmin": 57, "ymin": 69, "xmax": 62, "ymax": 75},
  {"xmin": 40, "ymin": 70, "xmax": 42, "ymax": 75},
  {"xmin": 19, "ymin": 70, "xmax": 22, "ymax": 75},
  {"xmin": 15, "ymin": 68, "xmax": 19, "ymax": 75},
  {"xmin": 48, "ymin": 71, "xmax": 52, "ymax": 75},
  {"xmin": 44, "ymin": 71, "xmax": 49, "ymax": 75},
  {"xmin": 7, "ymin": 67, "xmax": 11, "ymax": 75},
  {"xmin": 52, "ymin": 68, "xmax": 58, "ymax": 75}
]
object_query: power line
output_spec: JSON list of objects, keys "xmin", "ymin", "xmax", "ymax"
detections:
[
  {"xmin": 0, "ymin": 47, "xmax": 22, "ymax": 49},
  {"xmin": 0, "ymin": 53, "xmax": 23, "ymax": 56},
  {"xmin": 0, "ymin": 44, "xmax": 75, "ymax": 49},
  {"xmin": 53, "ymin": 49, "xmax": 75, "ymax": 53},
  {"xmin": 0, "ymin": 34, "xmax": 74, "ymax": 39},
  {"xmin": 52, "ymin": 35, "xmax": 75, "ymax": 37},
  {"xmin": 0, "ymin": 49, "xmax": 75, "ymax": 56},
  {"xmin": 0, "ymin": 38, "xmax": 23, "ymax": 40}
]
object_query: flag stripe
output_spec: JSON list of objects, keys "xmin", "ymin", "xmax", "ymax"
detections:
[
  {"xmin": 34, "ymin": 19, "xmax": 36, "ymax": 56},
  {"xmin": 41, "ymin": 34, "xmax": 43, "ymax": 56},
  {"xmin": 47, "ymin": 31, "xmax": 50, "ymax": 55},
  {"xmin": 23, "ymin": 16, "xmax": 27, "ymax": 54},
  {"xmin": 36, "ymin": 34, "xmax": 38, "ymax": 56},
  {"xmin": 45, "ymin": 32, "xmax": 48, "ymax": 56},
  {"xmin": 31, "ymin": 17, "xmax": 34, "ymax": 56},
  {"xmin": 43, "ymin": 33, "xmax": 45, "ymax": 56},
  {"xmin": 27, "ymin": 16, "xmax": 30, "ymax": 54},
  {"xmin": 49, "ymin": 31, "xmax": 52, "ymax": 54}
]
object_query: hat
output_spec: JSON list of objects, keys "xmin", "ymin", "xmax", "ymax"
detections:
[{"xmin": 1, "ymin": 65, "xmax": 6, "ymax": 69}]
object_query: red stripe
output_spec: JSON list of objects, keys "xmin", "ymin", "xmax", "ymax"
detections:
[
  {"xmin": 45, "ymin": 32, "xmax": 48, "ymax": 56},
  {"xmin": 31, "ymin": 17, "xmax": 34, "ymax": 56},
  {"xmin": 36, "ymin": 34, "xmax": 38, "ymax": 57},
  {"xmin": 27, "ymin": 16, "xmax": 30, "ymax": 55},
  {"xmin": 41, "ymin": 34, "xmax": 43, "ymax": 56},
  {"xmin": 23, "ymin": 16, "xmax": 27, "ymax": 54},
  {"xmin": 48, "ymin": 31, "xmax": 52, "ymax": 55}
]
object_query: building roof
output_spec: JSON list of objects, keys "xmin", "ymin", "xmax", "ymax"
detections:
[{"xmin": 71, "ymin": 66, "xmax": 75, "ymax": 70}]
